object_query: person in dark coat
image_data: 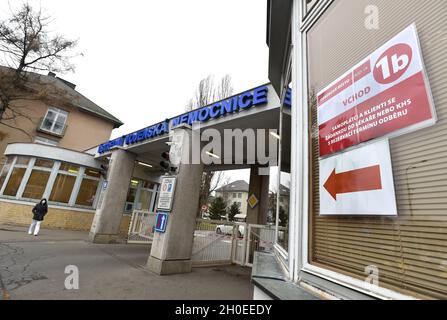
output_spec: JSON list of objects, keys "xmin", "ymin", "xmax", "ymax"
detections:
[{"xmin": 28, "ymin": 198, "xmax": 48, "ymax": 236}]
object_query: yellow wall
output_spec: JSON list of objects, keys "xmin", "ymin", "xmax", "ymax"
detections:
[
  {"xmin": 0, "ymin": 200, "xmax": 130, "ymax": 235},
  {"xmin": 0, "ymin": 98, "xmax": 115, "ymax": 161}
]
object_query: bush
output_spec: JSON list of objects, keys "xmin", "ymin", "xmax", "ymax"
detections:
[
  {"xmin": 209, "ymin": 197, "xmax": 227, "ymax": 220},
  {"xmin": 228, "ymin": 202, "xmax": 241, "ymax": 222}
]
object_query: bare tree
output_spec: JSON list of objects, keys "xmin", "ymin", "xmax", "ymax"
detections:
[
  {"xmin": 186, "ymin": 74, "xmax": 234, "ymax": 214},
  {"xmin": 0, "ymin": 3, "xmax": 78, "ymax": 134}
]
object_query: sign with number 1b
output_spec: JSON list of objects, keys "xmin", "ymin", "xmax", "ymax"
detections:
[{"xmin": 317, "ymin": 24, "xmax": 436, "ymax": 157}]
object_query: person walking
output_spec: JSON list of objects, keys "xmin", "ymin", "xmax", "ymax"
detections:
[{"xmin": 28, "ymin": 198, "xmax": 48, "ymax": 236}]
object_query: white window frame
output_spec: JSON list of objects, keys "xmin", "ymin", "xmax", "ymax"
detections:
[
  {"xmin": 292, "ymin": 0, "xmax": 415, "ymax": 300},
  {"xmin": 48, "ymin": 162, "xmax": 81, "ymax": 206},
  {"xmin": 18, "ymin": 158, "xmax": 56, "ymax": 201},
  {"xmin": 273, "ymin": 40, "xmax": 294, "ymax": 269},
  {"xmin": 40, "ymin": 107, "xmax": 68, "ymax": 135},
  {"xmin": 35, "ymin": 136, "xmax": 59, "ymax": 146},
  {"xmin": 0, "ymin": 156, "xmax": 17, "ymax": 195},
  {"xmin": 0, "ymin": 156, "xmax": 31, "ymax": 198},
  {"xmin": 125, "ymin": 179, "xmax": 159, "ymax": 213},
  {"xmin": 0, "ymin": 156, "xmax": 102, "ymax": 210}
]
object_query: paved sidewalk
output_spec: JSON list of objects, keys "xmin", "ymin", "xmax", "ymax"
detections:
[{"xmin": 0, "ymin": 224, "xmax": 253, "ymax": 300}]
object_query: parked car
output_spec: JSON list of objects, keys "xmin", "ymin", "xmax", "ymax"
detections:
[{"xmin": 215, "ymin": 224, "xmax": 245, "ymax": 238}]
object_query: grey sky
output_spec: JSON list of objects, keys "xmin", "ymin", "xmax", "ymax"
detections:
[
  {"xmin": 1, "ymin": 0, "xmax": 269, "ymax": 137},
  {"xmin": 0, "ymin": 0, "xmax": 270, "ymax": 185}
]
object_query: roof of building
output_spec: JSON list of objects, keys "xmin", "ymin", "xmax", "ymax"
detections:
[
  {"xmin": 0, "ymin": 66, "xmax": 123, "ymax": 128},
  {"xmin": 216, "ymin": 180, "xmax": 249, "ymax": 193},
  {"xmin": 269, "ymin": 184, "xmax": 290, "ymax": 196}
]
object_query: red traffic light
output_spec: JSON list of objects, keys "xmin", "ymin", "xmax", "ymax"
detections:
[{"xmin": 161, "ymin": 151, "xmax": 170, "ymax": 161}]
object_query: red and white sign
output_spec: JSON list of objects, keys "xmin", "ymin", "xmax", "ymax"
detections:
[
  {"xmin": 317, "ymin": 24, "xmax": 436, "ymax": 157},
  {"xmin": 320, "ymin": 139, "xmax": 397, "ymax": 216}
]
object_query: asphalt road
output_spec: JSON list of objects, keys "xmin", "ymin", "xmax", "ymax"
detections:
[{"xmin": 0, "ymin": 224, "xmax": 253, "ymax": 300}]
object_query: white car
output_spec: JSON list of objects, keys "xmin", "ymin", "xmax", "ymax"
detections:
[{"xmin": 215, "ymin": 224, "xmax": 245, "ymax": 238}]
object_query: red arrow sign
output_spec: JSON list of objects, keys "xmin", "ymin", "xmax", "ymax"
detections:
[{"xmin": 324, "ymin": 165, "xmax": 382, "ymax": 200}]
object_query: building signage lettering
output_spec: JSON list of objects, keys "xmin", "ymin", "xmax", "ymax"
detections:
[
  {"xmin": 317, "ymin": 24, "xmax": 436, "ymax": 157},
  {"xmin": 170, "ymin": 85, "xmax": 268, "ymax": 127},
  {"xmin": 97, "ymin": 86, "xmax": 269, "ymax": 154},
  {"xmin": 98, "ymin": 121, "xmax": 169, "ymax": 154}
]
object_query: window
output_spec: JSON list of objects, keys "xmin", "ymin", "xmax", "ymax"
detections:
[
  {"xmin": 0, "ymin": 157, "xmax": 13, "ymax": 190},
  {"xmin": 3, "ymin": 168, "xmax": 26, "ymax": 196},
  {"xmin": 2, "ymin": 156, "xmax": 29, "ymax": 197},
  {"xmin": 76, "ymin": 179, "xmax": 99, "ymax": 207},
  {"xmin": 60, "ymin": 163, "xmax": 79, "ymax": 174},
  {"xmin": 22, "ymin": 171, "xmax": 50, "ymax": 199},
  {"xmin": 49, "ymin": 162, "xmax": 79, "ymax": 204},
  {"xmin": 0, "ymin": 156, "xmax": 102, "ymax": 210},
  {"xmin": 40, "ymin": 107, "xmax": 68, "ymax": 135},
  {"xmin": 124, "ymin": 178, "xmax": 159, "ymax": 213},
  {"xmin": 124, "ymin": 179, "xmax": 139, "ymax": 213},
  {"xmin": 233, "ymin": 193, "xmax": 237, "ymax": 198},
  {"xmin": 75, "ymin": 168, "xmax": 101, "ymax": 207},
  {"xmin": 21, "ymin": 159, "xmax": 54, "ymax": 200},
  {"xmin": 304, "ymin": 0, "xmax": 447, "ymax": 299},
  {"xmin": 50, "ymin": 174, "xmax": 76, "ymax": 203},
  {"xmin": 35, "ymin": 136, "xmax": 58, "ymax": 146},
  {"xmin": 238, "ymin": 193, "xmax": 242, "ymax": 198}
]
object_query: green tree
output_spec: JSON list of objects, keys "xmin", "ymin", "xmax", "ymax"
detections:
[
  {"xmin": 209, "ymin": 197, "xmax": 227, "ymax": 220},
  {"xmin": 279, "ymin": 206, "xmax": 288, "ymax": 227},
  {"xmin": 227, "ymin": 202, "xmax": 241, "ymax": 222}
]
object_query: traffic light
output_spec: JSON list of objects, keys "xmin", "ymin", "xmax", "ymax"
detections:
[
  {"xmin": 160, "ymin": 151, "xmax": 177, "ymax": 174},
  {"xmin": 160, "ymin": 151, "xmax": 170, "ymax": 171},
  {"xmin": 99, "ymin": 164, "xmax": 108, "ymax": 179}
]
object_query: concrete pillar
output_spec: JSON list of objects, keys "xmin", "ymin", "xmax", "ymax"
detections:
[
  {"xmin": 147, "ymin": 126, "xmax": 203, "ymax": 275},
  {"xmin": 246, "ymin": 166, "xmax": 270, "ymax": 225},
  {"xmin": 89, "ymin": 149, "xmax": 136, "ymax": 244}
]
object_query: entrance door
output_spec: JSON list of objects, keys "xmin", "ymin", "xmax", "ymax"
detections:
[{"xmin": 135, "ymin": 181, "xmax": 159, "ymax": 211}]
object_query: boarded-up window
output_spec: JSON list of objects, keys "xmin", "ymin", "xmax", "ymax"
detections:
[{"xmin": 307, "ymin": 0, "xmax": 447, "ymax": 299}]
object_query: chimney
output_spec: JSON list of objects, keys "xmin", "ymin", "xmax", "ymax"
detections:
[{"xmin": 47, "ymin": 71, "xmax": 77, "ymax": 90}]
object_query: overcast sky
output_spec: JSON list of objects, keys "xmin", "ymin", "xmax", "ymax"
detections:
[{"xmin": 0, "ymin": 0, "xmax": 270, "ymax": 185}]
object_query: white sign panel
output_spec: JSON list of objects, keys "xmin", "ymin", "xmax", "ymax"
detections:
[
  {"xmin": 319, "ymin": 139, "xmax": 397, "ymax": 216},
  {"xmin": 157, "ymin": 176, "xmax": 176, "ymax": 211}
]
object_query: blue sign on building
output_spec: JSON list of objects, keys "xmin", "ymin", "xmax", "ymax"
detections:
[
  {"xmin": 170, "ymin": 85, "xmax": 268, "ymax": 127},
  {"xmin": 155, "ymin": 212, "xmax": 168, "ymax": 233},
  {"xmin": 97, "ymin": 85, "xmax": 272, "ymax": 154}
]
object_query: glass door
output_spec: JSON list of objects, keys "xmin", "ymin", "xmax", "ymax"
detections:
[{"xmin": 135, "ymin": 181, "xmax": 159, "ymax": 212}]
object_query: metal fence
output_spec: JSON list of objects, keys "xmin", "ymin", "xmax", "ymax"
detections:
[
  {"xmin": 127, "ymin": 210, "xmax": 157, "ymax": 244},
  {"xmin": 191, "ymin": 219, "xmax": 246, "ymax": 267},
  {"xmin": 245, "ymin": 224, "xmax": 277, "ymax": 266},
  {"xmin": 128, "ymin": 213, "xmax": 286, "ymax": 267}
]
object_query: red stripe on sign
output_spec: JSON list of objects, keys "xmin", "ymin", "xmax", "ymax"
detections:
[
  {"xmin": 324, "ymin": 165, "xmax": 382, "ymax": 200},
  {"xmin": 318, "ymin": 73, "xmax": 353, "ymax": 106},
  {"xmin": 319, "ymin": 71, "xmax": 433, "ymax": 157},
  {"xmin": 353, "ymin": 60, "xmax": 371, "ymax": 83}
]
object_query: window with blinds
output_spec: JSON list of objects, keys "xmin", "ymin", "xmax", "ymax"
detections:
[{"xmin": 307, "ymin": 0, "xmax": 447, "ymax": 299}]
